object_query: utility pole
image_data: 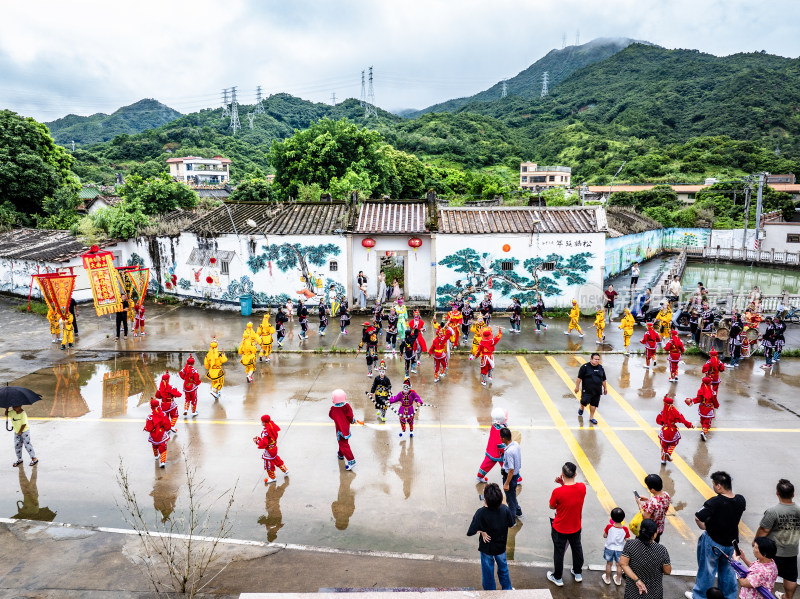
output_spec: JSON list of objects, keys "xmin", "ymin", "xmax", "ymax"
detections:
[
  {"xmin": 229, "ymin": 86, "xmax": 241, "ymax": 135},
  {"xmin": 607, "ymin": 161, "xmax": 627, "ymax": 205},
  {"xmin": 501, "ymin": 79, "xmax": 507, "ymax": 99},
  {"xmin": 222, "ymin": 88, "xmax": 230, "ymax": 117},
  {"xmin": 331, "ymin": 92, "xmax": 337, "ymax": 106},
  {"xmin": 247, "ymin": 112, "xmax": 255, "ymax": 129},
  {"xmin": 255, "ymin": 85, "xmax": 265, "ymax": 114},
  {"xmin": 754, "ymin": 172, "xmax": 768, "ymax": 251},
  {"xmin": 540, "ymin": 72, "xmax": 549, "ymax": 97},
  {"xmin": 741, "ymin": 179, "xmax": 752, "ymax": 251},
  {"xmin": 359, "ymin": 70, "xmax": 366, "ymax": 107},
  {"xmin": 365, "ymin": 66, "xmax": 377, "ymax": 117}
]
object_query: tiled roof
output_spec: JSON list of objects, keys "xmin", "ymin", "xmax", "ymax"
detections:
[
  {"xmin": 0, "ymin": 228, "xmax": 115, "ymax": 263},
  {"xmin": 186, "ymin": 201, "xmax": 352, "ymax": 236},
  {"xmin": 356, "ymin": 202, "xmax": 428, "ymax": 234},
  {"xmin": 78, "ymin": 187, "xmax": 101, "ymax": 199},
  {"xmin": 437, "ymin": 206, "xmax": 603, "ymax": 234},
  {"xmin": 606, "ymin": 207, "xmax": 663, "ymax": 237}
]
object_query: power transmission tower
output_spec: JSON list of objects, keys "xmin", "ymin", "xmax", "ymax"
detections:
[
  {"xmin": 541, "ymin": 72, "xmax": 549, "ymax": 97},
  {"xmin": 331, "ymin": 92, "xmax": 337, "ymax": 105},
  {"xmin": 229, "ymin": 86, "xmax": 241, "ymax": 135},
  {"xmin": 501, "ymin": 79, "xmax": 507, "ymax": 99},
  {"xmin": 575, "ymin": 30, "xmax": 580, "ymax": 46},
  {"xmin": 562, "ymin": 33, "xmax": 566, "ymax": 49},
  {"xmin": 221, "ymin": 88, "xmax": 230, "ymax": 117},
  {"xmin": 247, "ymin": 112, "xmax": 255, "ymax": 129},
  {"xmin": 359, "ymin": 70, "xmax": 366, "ymax": 107},
  {"xmin": 255, "ymin": 85, "xmax": 264, "ymax": 114},
  {"xmin": 365, "ymin": 66, "xmax": 377, "ymax": 117},
  {"xmin": 71, "ymin": 140, "xmax": 75, "ymax": 152}
]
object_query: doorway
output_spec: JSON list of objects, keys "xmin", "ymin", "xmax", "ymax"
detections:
[{"xmin": 379, "ymin": 251, "xmax": 407, "ymax": 301}]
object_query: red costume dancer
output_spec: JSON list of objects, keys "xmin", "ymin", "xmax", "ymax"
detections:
[
  {"xmin": 428, "ymin": 325, "xmax": 449, "ymax": 382},
  {"xmin": 329, "ymin": 389, "xmax": 357, "ymax": 470},
  {"xmin": 358, "ymin": 321, "xmax": 380, "ymax": 376},
  {"xmin": 447, "ymin": 304, "xmax": 463, "ymax": 347},
  {"xmin": 476, "ymin": 407, "xmax": 508, "ymax": 483},
  {"xmin": 685, "ymin": 377, "xmax": 719, "ymax": 442},
  {"xmin": 664, "ymin": 330, "xmax": 685, "ymax": 382},
  {"xmin": 179, "ymin": 355, "xmax": 201, "ymax": 417},
  {"xmin": 155, "ymin": 371, "xmax": 182, "ymax": 433},
  {"xmin": 133, "ymin": 303, "xmax": 146, "ymax": 337},
  {"xmin": 702, "ymin": 349, "xmax": 725, "ymax": 397},
  {"xmin": 656, "ymin": 395, "xmax": 693, "ymax": 465},
  {"xmin": 408, "ymin": 310, "xmax": 428, "ymax": 364},
  {"xmin": 388, "ymin": 378, "xmax": 423, "ymax": 437},
  {"xmin": 254, "ymin": 414, "xmax": 288, "ymax": 484},
  {"xmin": 477, "ymin": 326, "xmax": 503, "ymax": 386},
  {"xmin": 144, "ymin": 398, "xmax": 171, "ymax": 468},
  {"xmin": 640, "ymin": 322, "xmax": 661, "ymax": 369}
]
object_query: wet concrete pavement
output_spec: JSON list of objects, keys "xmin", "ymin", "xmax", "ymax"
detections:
[{"xmin": 2, "ymin": 294, "xmax": 800, "ymax": 596}]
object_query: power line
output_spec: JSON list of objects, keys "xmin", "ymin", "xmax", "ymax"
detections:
[
  {"xmin": 222, "ymin": 88, "xmax": 230, "ymax": 117},
  {"xmin": 501, "ymin": 79, "xmax": 507, "ymax": 99},
  {"xmin": 359, "ymin": 70, "xmax": 366, "ymax": 107}
]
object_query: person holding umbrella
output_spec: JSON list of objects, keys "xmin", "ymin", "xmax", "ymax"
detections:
[{"xmin": 2, "ymin": 387, "xmax": 42, "ymax": 468}]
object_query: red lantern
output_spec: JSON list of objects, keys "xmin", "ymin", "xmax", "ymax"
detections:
[
  {"xmin": 206, "ymin": 276, "xmax": 213, "ymax": 284},
  {"xmin": 362, "ymin": 237, "xmax": 376, "ymax": 261},
  {"xmin": 209, "ymin": 257, "xmax": 217, "ymax": 265},
  {"xmin": 502, "ymin": 244, "xmax": 511, "ymax": 253},
  {"xmin": 408, "ymin": 237, "xmax": 422, "ymax": 261}
]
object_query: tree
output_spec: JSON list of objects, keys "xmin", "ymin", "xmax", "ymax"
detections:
[
  {"xmin": 436, "ymin": 248, "xmax": 593, "ymax": 305},
  {"xmin": 0, "ymin": 110, "xmax": 77, "ymax": 218},
  {"xmin": 119, "ymin": 173, "xmax": 198, "ymax": 215},
  {"xmin": 229, "ymin": 177, "xmax": 274, "ymax": 202},
  {"xmin": 90, "ymin": 197, "xmax": 149, "ymax": 239},
  {"xmin": 328, "ymin": 169, "xmax": 375, "ymax": 201},
  {"xmin": 248, "ymin": 242, "xmax": 342, "ymax": 293},
  {"xmin": 36, "ymin": 187, "xmax": 82, "ymax": 229}
]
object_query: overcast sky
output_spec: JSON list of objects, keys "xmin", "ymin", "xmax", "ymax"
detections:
[{"xmin": 2, "ymin": 0, "xmax": 799, "ymax": 122}]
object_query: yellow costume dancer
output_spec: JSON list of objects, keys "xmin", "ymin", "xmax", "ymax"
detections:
[
  {"xmin": 48, "ymin": 308, "xmax": 61, "ymax": 344},
  {"xmin": 619, "ymin": 308, "xmax": 635, "ymax": 355},
  {"xmin": 566, "ymin": 300, "xmax": 583, "ymax": 336},
  {"xmin": 655, "ymin": 305, "xmax": 672, "ymax": 339},
  {"xmin": 592, "ymin": 309, "xmax": 605, "ymax": 343},
  {"xmin": 60, "ymin": 312, "xmax": 74, "ymax": 350},
  {"xmin": 204, "ymin": 339, "xmax": 228, "ymax": 399},
  {"xmin": 239, "ymin": 335, "xmax": 257, "ymax": 383},
  {"xmin": 256, "ymin": 314, "xmax": 276, "ymax": 363},
  {"xmin": 242, "ymin": 321, "xmax": 258, "ymax": 344},
  {"xmin": 469, "ymin": 315, "xmax": 486, "ymax": 360}
]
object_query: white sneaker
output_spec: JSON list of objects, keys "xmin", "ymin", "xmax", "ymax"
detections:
[
  {"xmin": 602, "ymin": 573, "xmax": 611, "ymax": 585},
  {"xmin": 564, "ymin": 331, "xmax": 570, "ymax": 335},
  {"xmin": 192, "ymin": 411, "xmax": 198, "ymax": 417},
  {"xmin": 579, "ymin": 333, "xmax": 584, "ymax": 338},
  {"xmin": 684, "ymin": 592, "xmax": 694, "ymax": 599},
  {"xmin": 546, "ymin": 572, "xmax": 564, "ymax": 587},
  {"xmin": 571, "ymin": 569, "xmax": 582, "ymax": 582}
]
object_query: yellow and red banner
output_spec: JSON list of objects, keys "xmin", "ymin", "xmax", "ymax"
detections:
[
  {"xmin": 33, "ymin": 273, "xmax": 76, "ymax": 319},
  {"xmin": 82, "ymin": 246, "xmax": 124, "ymax": 316},
  {"xmin": 117, "ymin": 266, "xmax": 149, "ymax": 304}
]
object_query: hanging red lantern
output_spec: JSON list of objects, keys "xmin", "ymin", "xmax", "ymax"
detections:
[
  {"xmin": 362, "ymin": 237, "xmax": 376, "ymax": 261},
  {"xmin": 408, "ymin": 237, "xmax": 422, "ymax": 261}
]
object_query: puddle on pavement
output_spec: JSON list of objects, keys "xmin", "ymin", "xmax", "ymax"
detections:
[{"xmin": 682, "ymin": 262, "xmax": 800, "ymax": 294}]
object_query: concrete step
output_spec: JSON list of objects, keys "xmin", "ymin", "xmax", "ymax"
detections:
[{"xmin": 241, "ymin": 592, "xmax": 553, "ymax": 599}]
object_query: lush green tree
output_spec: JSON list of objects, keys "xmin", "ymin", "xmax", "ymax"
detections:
[
  {"xmin": 229, "ymin": 177, "xmax": 274, "ymax": 202},
  {"xmin": 91, "ymin": 197, "xmax": 149, "ymax": 239},
  {"xmin": 296, "ymin": 182, "xmax": 324, "ymax": 202},
  {"xmin": 36, "ymin": 187, "xmax": 82, "ymax": 229},
  {"xmin": 119, "ymin": 173, "xmax": 198, "ymax": 215},
  {"xmin": 643, "ymin": 206, "xmax": 675, "ymax": 227},
  {"xmin": 129, "ymin": 159, "xmax": 168, "ymax": 179},
  {"xmin": 329, "ymin": 168, "xmax": 376, "ymax": 201},
  {"xmin": 0, "ymin": 110, "xmax": 78, "ymax": 217},
  {"xmin": 541, "ymin": 187, "xmax": 580, "ymax": 206}
]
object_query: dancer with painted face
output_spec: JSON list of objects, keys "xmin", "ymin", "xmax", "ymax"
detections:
[
  {"xmin": 664, "ymin": 329, "xmax": 685, "ymax": 382},
  {"xmin": 591, "ymin": 307, "xmax": 605, "ymax": 343},
  {"xmin": 329, "ymin": 389, "xmax": 357, "ymax": 470},
  {"xmin": 155, "ymin": 371, "xmax": 182, "ymax": 433},
  {"xmin": 470, "ymin": 314, "xmax": 487, "ymax": 360},
  {"xmin": 388, "ymin": 378, "xmax": 424, "ymax": 437},
  {"xmin": 179, "ymin": 355, "xmax": 201, "ymax": 417},
  {"xmin": 133, "ymin": 303, "xmax": 146, "ymax": 337},
  {"xmin": 447, "ymin": 303, "xmax": 464, "ymax": 346},
  {"xmin": 428, "ymin": 322, "xmax": 450, "ymax": 382},
  {"xmin": 357, "ymin": 320, "xmax": 380, "ymax": 376},
  {"xmin": 656, "ymin": 395, "xmax": 693, "ymax": 465},
  {"xmin": 204, "ymin": 338, "xmax": 228, "ymax": 399},
  {"xmin": 618, "ymin": 307, "xmax": 635, "ymax": 355},
  {"xmin": 256, "ymin": 313, "xmax": 276, "ymax": 362},
  {"xmin": 477, "ymin": 326, "xmax": 503, "ymax": 386},
  {"xmin": 385, "ymin": 306, "xmax": 398, "ymax": 354},
  {"xmin": 368, "ymin": 360, "xmax": 392, "ymax": 421},
  {"xmin": 275, "ymin": 306, "xmax": 288, "ymax": 346},
  {"xmin": 702, "ymin": 348, "xmax": 725, "ymax": 395},
  {"xmin": 398, "ymin": 328, "xmax": 420, "ymax": 377},
  {"xmin": 395, "ymin": 296, "xmax": 409, "ymax": 338},
  {"xmin": 566, "ymin": 299, "xmax": 583, "ymax": 337},
  {"xmin": 508, "ymin": 298, "xmax": 522, "ymax": 334},
  {"xmin": 476, "ymin": 407, "xmax": 508, "ymax": 483},
  {"xmin": 254, "ymin": 414, "xmax": 288, "ymax": 484},
  {"xmin": 461, "ymin": 300, "xmax": 475, "ymax": 341},
  {"xmin": 640, "ymin": 322, "xmax": 661, "ymax": 369},
  {"xmin": 144, "ymin": 398, "xmax": 171, "ymax": 468},
  {"xmin": 685, "ymin": 377, "xmax": 718, "ymax": 442}
]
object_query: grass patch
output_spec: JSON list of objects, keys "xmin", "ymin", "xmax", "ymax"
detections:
[
  {"xmin": 684, "ymin": 346, "xmax": 702, "ymax": 355},
  {"xmin": 157, "ymin": 294, "xmax": 182, "ymax": 305},
  {"xmin": 15, "ymin": 300, "xmax": 49, "ymax": 316}
]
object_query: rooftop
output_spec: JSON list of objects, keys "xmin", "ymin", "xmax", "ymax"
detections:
[
  {"xmin": 355, "ymin": 201, "xmax": 428, "ymax": 234},
  {"xmin": 605, "ymin": 206, "xmax": 663, "ymax": 237},
  {"xmin": 437, "ymin": 205, "xmax": 604, "ymax": 234},
  {"xmin": 187, "ymin": 201, "xmax": 352, "ymax": 236},
  {"xmin": 0, "ymin": 228, "xmax": 116, "ymax": 263}
]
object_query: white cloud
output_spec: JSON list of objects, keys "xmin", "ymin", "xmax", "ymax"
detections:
[{"xmin": 1, "ymin": 0, "xmax": 798, "ymax": 120}]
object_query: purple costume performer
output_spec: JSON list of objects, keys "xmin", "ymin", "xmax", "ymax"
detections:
[{"xmin": 388, "ymin": 378, "xmax": 423, "ymax": 438}]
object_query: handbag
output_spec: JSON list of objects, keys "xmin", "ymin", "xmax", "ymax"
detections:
[{"xmin": 629, "ymin": 510, "xmax": 644, "ymax": 536}]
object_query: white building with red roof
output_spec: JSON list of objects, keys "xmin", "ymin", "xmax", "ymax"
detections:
[{"xmin": 166, "ymin": 155, "xmax": 231, "ymax": 185}]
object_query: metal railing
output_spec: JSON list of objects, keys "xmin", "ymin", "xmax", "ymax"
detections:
[{"xmin": 672, "ymin": 246, "xmax": 800, "ymax": 266}]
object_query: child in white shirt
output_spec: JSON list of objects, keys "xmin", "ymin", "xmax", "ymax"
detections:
[{"xmin": 603, "ymin": 507, "xmax": 630, "ymax": 585}]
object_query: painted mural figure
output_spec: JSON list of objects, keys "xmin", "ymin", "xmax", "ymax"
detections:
[
  {"xmin": 395, "ymin": 296, "xmax": 409, "ymax": 338},
  {"xmin": 388, "ymin": 378, "xmax": 423, "ymax": 438},
  {"xmin": 565, "ymin": 300, "xmax": 584, "ymax": 337},
  {"xmin": 477, "ymin": 326, "xmax": 503, "ymax": 387},
  {"xmin": 204, "ymin": 338, "xmax": 228, "ymax": 399},
  {"xmin": 476, "ymin": 407, "xmax": 508, "ymax": 483},
  {"xmin": 256, "ymin": 313, "xmax": 276, "ymax": 362}
]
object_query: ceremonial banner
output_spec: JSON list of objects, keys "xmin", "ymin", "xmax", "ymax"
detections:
[
  {"xmin": 33, "ymin": 273, "xmax": 76, "ymax": 318},
  {"xmin": 117, "ymin": 266, "xmax": 150, "ymax": 303},
  {"xmin": 51, "ymin": 364, "xmax": 89, "ymax": 419},
  {"xmin": 82, "ymin": 245, "xmax": 124, "ymax": 316}
]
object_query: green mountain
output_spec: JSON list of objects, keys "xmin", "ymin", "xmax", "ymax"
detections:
[
  {"xmin": 46, "ymin": 98, "xmax": 182, "ymax": 146},
  {"xmin": 407, "ymin": 37, "xmax": 643, "ymax": 117}
]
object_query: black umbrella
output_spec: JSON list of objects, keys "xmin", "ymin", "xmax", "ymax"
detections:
[{"xmin": 0, "ymin": 386, "xmax": 43, "ymax": 410}]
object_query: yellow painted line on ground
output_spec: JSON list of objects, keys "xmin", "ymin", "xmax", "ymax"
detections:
[
  {"xmin": 516, "ymin": 355, "xmax": 617, "ymax": 514},
  {"xmin": 574, "ymin": 356, "xmax": 755, "ymax": 540},
  {"xmin": 0, "ymin": 351, "xmax": 14, "ymax": 360},
  {"xmin": 545, "ymin": 356, "xmax": 695, "ymax": 542}
]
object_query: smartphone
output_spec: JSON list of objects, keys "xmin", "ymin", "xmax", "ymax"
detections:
[
  {"xmin": 733, "ymin": 540, "xmax": 741, "ymax": 555},
  {"xmin": 633, "ymin": 490, "xmax": 641, "ymax": 499}
]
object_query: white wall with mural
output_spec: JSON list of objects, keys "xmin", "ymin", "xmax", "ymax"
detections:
[
  {"xmin": 604, "ymin": 229, "xmax": 664, "ymax": 279},
  {"xmin": 663, "ymin": 228, "xmax": 711, "ymax": 249},
  {"xmin": 434, "ymin": 233, "xmax": 605, "ymax": 309},
  {"xmin": 352, "ymin": 234, "xmax": 432, "ymax": 302}
]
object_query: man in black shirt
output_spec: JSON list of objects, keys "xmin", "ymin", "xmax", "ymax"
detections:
[
  {"xmin": 115, "ymin": 294, "xmax": 129, "ymax": 340},
  {"xmin": 467, "ymin": 482, "xmax": 514, "ymax": 590},
  {"xmin": 573, "ymin": 353, "xmax": 607, "ymax": 425},
  {"xmin": 68, "ymin": 297, "xmax": 79, "ymax": 336},
  {"xmin": 686, "ymin": 471, "xmax": 746, "ymax": 599}
]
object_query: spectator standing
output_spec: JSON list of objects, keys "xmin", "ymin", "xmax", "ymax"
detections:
[
  {"xmin": 8, "ymin": 406, "xmax": 38, "ymax": 467},
  {"xmin": 574, "ymin": 353, "xmax": 607, "ymax": 425},
  {"xmin": 736, "ymin": 538, "xmax": 778, "ymax": 599},
  {"xmin": 547, "ymin": 461, "xmax": 587, "ymax": 587},
  {"xmin": 500, "ymin": 428, "xmax": 522, "ymax": 524},
  {"xmin": 115, "ymin": 294, "xmax": 130, "ymax": 340},
  {"xmin": 605, "ymin": 285, "xmax": 619, "ymax": 322},
  {"xmin": 620, "ymin": 518, "xmax": 672, "ymax": 599},
  {"xmin": 392, "ymin": 278, "xmax": 401, "ymax": 301},
  {"xmin": 68, "ymin": 297, "xmax": 79, "ymax": 336},
  {"xmin": 377, "ymin": 271, "xmax": 387, "ymax": 304},
  {"xmin": 668, "ymin": 276, "xmax": 682, "ymax": 304},
  {"xmin": 636, "ymin": 473, "xmax": 672, "ymax": 543},
  {"xmin": 603, "ymin": 507, "xmax": 630, "ymax": 585},
  {"xmin": 357, "ymin": 271, "xmax": 368, "ymax": 309},
  {"xmin": 467, "ymin": 482, "xmax": 515, "ymax": 590},
  {"xmin": 630, "ymin": 262, "xmax": 640, "ymax": 290},
  {"xmin": 685, "ymin": 471, "xmax": 746, "ymax": 599},
  {"xmin": 756, "ymin": 479, "xmax": 800, "ymax": 599}
]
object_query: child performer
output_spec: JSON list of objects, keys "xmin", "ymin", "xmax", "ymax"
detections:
[
  {"xmin": 318, "ymin": 303, "xmax": 329, "ymax": 336},
  {"xmin": 358, "ymin": 321, "xmax": 380, "ymax": 377},
  {"xmin": 48, "ymin": 307, "xmax": 61, "ymax": 344},
  {"xmin": 275, "ymin": 306, "xmax": 288, "ymax": 347},
  {"xmin": 640, "ymin": 322, "xmax": 661, "ymax": 369},
  {"xmin": 656, "ymin": 395, "xmax": 693, "ymax": 465},
  {"xmin": 59, "ymin": 311, "xmax": 75, "ymax": 350},
  {"xmin": 372, "ymin": 300, "xmax": 384, "ymax": 336},
  {"xmin": 254, "ymin": 414, "xmax": 288, "ymax": 484},
  {"xmin": 239, "ymin": 333, "xmax": 258, "ymax": 383},
  {"xmin": 469, "ymin": 314, "xmax": 486, "ymax": 360},
  {"xmin": 368, "ymin": 360, "xmax": 392, "ymax": 421},
  {"xmin": 339, "ymin": 300, "xmax": 350, "ymax": 334},
  {"xmin": 565, "ymin": 299, "xmax": 583, "ymax": 337},
  {"xmin": 155, "ymin": 371, "xmax": 182, "ymax": 433},
  {"xmin": 428, "ymin": 323, "xmax": 449, "ymax": 382},
  {"xmin": 477, "ymin": 326, "xmax": 503, "ymax": 386},
  {"xmin": 385, "ymin": 306, "xmax": 398, "ymax": 354},
  {"xmin": 655, "ymin": 302, "xmax": 672, "ymax": 341},
  {"xmin": 619, "ymin": 307, "xmax": 635, "ymax": 355},
  {"xmin": 388, "ymin": 378, "xmax": 424, "ymax": 438},
  {"xmin": 664, "ymin": 330, "xmax": 685, "ymax": 382},
  {"xmin": 179, "ymin": 355, "xmax": 201, "ymax": 417},
  {"xmin": 685, "ymin": 377, "xmax": 718, "ymax": 442},
  {"xmin": 256, "ymin": 313, "xmax": 276, "ymax": 362},
  {"xmin": 476, "ymin": 407, "xmax": 508, "ymax": 483},
  {"xmin": 702, "ymin": 349, "xmax": 725, "ymax": 396},
  {"xmin": 144, "ymin": 398, "xmax": 171, "ymax": 468},
  {"xmin": 329, "ymin": 389, "xmax": 357, "ymax": 470},
  {"xmin": 395, "ymin": 296, "xmax": 409, "ymax": 338},
  {"xmin": 133, "ymin": 303, "xmax": 146, "ymax": 337},
  {"xmin": 204, "ymin": 338, "xmax": 228, "ymax": 399},
  {"xmin": 591, "ymin": 307, "xmax": 605, "ymax": 343}
]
